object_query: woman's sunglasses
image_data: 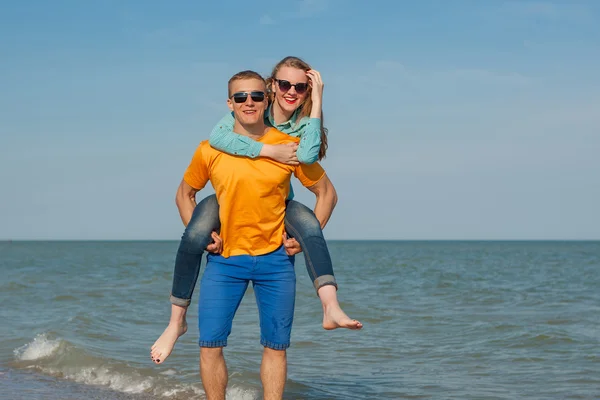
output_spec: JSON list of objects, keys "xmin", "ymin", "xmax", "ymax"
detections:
[
  {"xmin": 231, "ymin": 91, "xmax": 266, "ymax": 103},
  {"xmin": 276, "ymin": 79, "xmax": 309, "ymax": 94}
]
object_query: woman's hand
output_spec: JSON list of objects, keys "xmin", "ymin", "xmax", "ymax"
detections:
[
  {"xmin": 306, "ymin": 69, "xmax": 323, "ymax": 118},
  {"xmin": 260, "ymin": 143, "xmax": 299, "ymax": 165}
]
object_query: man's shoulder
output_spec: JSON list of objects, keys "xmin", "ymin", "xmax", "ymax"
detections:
[
  {"xmin": 190, "ymin": 140, "xmax": 220, "ymax": 163},
  {"xmin": 196, "ymin": 140, "xmax": 218, "ymax": 154},
  {"xmin": 264, "ymin": 128, "xmax": 299, "ymax": 144}
]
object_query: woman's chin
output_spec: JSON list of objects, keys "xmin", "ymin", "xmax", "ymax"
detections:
[{"xmin": 280, "ymin": 102, "xmax": 299, "ymax": 113}]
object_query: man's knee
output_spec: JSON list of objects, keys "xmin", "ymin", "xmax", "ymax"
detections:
[
  {"xmin": 263, "ymin": 347, "xmax": 286, "ymax": 358},
  {"xmin": 200, "ymin": 347, "xmax": 224, "ymax": 362}
]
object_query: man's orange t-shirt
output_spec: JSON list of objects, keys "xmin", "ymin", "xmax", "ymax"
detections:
[{"xmin": 183, "ymin": 128, "xmax": 325, "ymax": 257}]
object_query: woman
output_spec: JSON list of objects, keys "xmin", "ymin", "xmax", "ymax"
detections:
[{"xmin": 151, "ymin": 56, "xmax": 362, "ymax": 365}]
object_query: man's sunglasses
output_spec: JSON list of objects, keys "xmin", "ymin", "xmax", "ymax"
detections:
[
  {"xmin": 231, "ymin": 91, "xmax": 266, "ymax": 103},
  {"xmin": 276, "ymin": 79, "xmax": 309, "ymax": 94}
]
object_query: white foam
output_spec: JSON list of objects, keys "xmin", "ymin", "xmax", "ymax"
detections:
[
  {"xmin": 159, "ymin": 381, "xmax": 259, "ymax": 399},
  {"xmin": 63, "ymin": 367, "xmax": 154, "ymax": 393},
  {"xmin": 226, "ymin": 386, "xmax": 260, "ymax": 400},
  {"xmin": 36, "ymin": 364, "xmax": 206, "ymax": 398},
  {"xmin": 14, "ymin": 333, "xmax": 61, "ymax": 361},
  {"xmin": 12, "ymin": 334, "xmax": 260, "ymax": 399},
  {"xmin": 160, "ymin": 369, "xmax": 177, "ymax": 376},
  {"xmin": 161, "ymin": 387, "xmax": 186, "ymax": 397}
]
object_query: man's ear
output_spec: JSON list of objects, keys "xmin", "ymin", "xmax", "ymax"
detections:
[
  {"xmin": 266, "ymin": 78, "xmax": 274, "ymax": 96},
  {"xmin": 227, "ymin": 98, "xmax": 234, "ymax": 111}
]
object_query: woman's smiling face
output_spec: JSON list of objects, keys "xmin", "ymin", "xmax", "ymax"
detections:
[{"xmin": 272, "ymin": 66, "xmax": 310, "ymax": 115}]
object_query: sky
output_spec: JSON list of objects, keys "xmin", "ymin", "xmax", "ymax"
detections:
[{"xmin": 1, "ymin": 0, "xmax": 599, "ymax": 240}]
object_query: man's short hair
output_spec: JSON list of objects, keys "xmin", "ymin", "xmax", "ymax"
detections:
[{"xmin": 228, "ymin": 70, "xmax": 266, "ymax": 97}]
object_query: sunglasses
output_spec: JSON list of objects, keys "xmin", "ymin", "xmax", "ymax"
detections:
[
  {"xmin": 231, "ymin": 91, "xmax": 266, "ymax": 103},
  {"xmin": 276, "ymin": 79, "xmax": 309, "ymax": 94}
]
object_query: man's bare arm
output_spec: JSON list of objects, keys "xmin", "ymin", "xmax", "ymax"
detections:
[
  {"xmin": 175, "ymin": 179, "xmax": 199, "ymax": 226},
  {"xmin": 306, "ymin": 173, "xmax": 338, "ymax": 229}
]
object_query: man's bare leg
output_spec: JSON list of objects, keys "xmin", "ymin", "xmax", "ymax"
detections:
[
  {"xmin": 261, "ymin": 348, "xmax": 287, "ymax": 400},
  {"xmin": 150, "ymin": 304, "xmax": 188, "ymax": 364},
  {"xmin": 200, "ymin": 347, "xmax": 228, "ymax": 400},
  {"xmin": 318, "ymin": 285, "xmax": 363, "ymax": 330}
]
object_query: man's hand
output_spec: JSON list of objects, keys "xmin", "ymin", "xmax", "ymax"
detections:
[
  {"xmin": 282, "ymin": 233, "xmax": 302, "ymax": 256},
  {"xmin": 261, "ymin": 143, "xmax": 299, "ymax": 165},
  {"xmin": 206, "ymin": 232, "xmax": 223, "ymax": 254}
]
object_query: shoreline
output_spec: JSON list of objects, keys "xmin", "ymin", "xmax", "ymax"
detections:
[{"xmin": 1, "ymin": 367, "xmax": 156, "ymax": 400}]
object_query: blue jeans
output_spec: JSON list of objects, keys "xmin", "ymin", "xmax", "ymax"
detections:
[
  {"xmin": 170, "ymin": 195, "xmax": 337, "ymax": 306},
  {"xmin": 198, "ymin": 246, "xmax": 296, "ymax": 350}
]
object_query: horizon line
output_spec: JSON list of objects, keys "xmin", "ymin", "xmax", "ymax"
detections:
[{"xmin": 2, "ymin": 239, "xmax": 599, "ymax": 242}]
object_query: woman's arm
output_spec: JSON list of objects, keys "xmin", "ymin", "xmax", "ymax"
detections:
[
  {"xmin": 209, "ymin": 112, "xmax": 264, "ymax": 158},
  {"xmin": 209, "ymin": 112, "xmax": 300, "ymax": 164},
  {"xmin": 295, "ymin": 117, "xmax": 322, "ymax": 165},
  {"xmin": 296, "ymin": 69, "xmax": 325, "ymax": 164}
]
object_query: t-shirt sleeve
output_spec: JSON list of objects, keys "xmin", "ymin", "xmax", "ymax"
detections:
[
  {"xmin": 183, "ymin": 142, "xmax": 210, "ymax": 190},
  {"xmin": 293, "ymin": 161, "xmax": 325, "ymax": 188}
]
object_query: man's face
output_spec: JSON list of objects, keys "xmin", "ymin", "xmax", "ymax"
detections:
[{"xmin": 227, "ymin": 78, "xmax": 268, "ymax": 127}]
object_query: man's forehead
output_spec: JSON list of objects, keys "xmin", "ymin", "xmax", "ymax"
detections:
[{"xmin": 230, "ymin": 78, "xmax": 265, "ymax": 92}]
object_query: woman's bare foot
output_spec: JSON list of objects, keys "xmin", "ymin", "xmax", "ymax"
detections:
[
  {"xmin": 151, "ymin": 321, "xmax": 187, "ymax": 364},
  {"xmin": 150, "ymin": 304, "xmax": 188, "ymax": 364},
  {"xmin": 318, "ymin": 285, "xmax": 363, "ymax": 330},
  {"xmin": 323, "ymin": 304, "xmax": 363, "ymax": 330}
]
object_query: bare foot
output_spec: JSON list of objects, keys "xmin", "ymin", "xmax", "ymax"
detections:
[
  {"xmin": 150, "ymin": 321, "xmax": 187, "ymax": 364},
  {"xmin": 322, "ymin": 305, "xmax": 363, "ymax": 330}
]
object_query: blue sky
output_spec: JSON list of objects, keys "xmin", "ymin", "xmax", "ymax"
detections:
[{"xmin": 1, "ymin": 0, "xmax": 599, "ymax": 240}]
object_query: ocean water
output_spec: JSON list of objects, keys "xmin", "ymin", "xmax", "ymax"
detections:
[{"xmin": 1, "ymin": 240, "xmax": 599, "ymax": 399}]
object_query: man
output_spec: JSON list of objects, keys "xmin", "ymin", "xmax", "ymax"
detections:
[{"xmin": 177, "ymin": 70, "xmax": 336, "ymax": 400}]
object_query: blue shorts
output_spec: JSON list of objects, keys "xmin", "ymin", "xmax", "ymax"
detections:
[{"xmin": 198, "ymin": 246, "xmax": 296, "ymax": 350}]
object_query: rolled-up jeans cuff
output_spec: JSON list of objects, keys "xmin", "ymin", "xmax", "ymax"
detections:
[
  {"xmin": 170, "ymin": 294, "xmax": 191, "ymax": 307},
  {"xmin": 314, "ymin": 275, "xmax": 337, "ymax": 292}
]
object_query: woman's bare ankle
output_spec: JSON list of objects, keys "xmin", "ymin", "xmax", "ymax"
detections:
[{"xmin": 169, "ymin": 304, "xmax": 188, "ymax": 327}]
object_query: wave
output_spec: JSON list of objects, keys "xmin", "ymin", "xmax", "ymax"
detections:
[
  {"xmin": 14, "ymin": 333, "xmax": 62, "ymax": 361},
  {"xmin": 12, "ymin": 333, "xmax": 259, "ymax": 399}
]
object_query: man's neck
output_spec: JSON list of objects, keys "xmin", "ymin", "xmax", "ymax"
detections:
[
  {"xmin": 271, "ymin": 101, "xmax": 294, "ymax": 125},
  {"xmin": 232, "ymin": 121, "xmax": 269, "ymax": 140}
]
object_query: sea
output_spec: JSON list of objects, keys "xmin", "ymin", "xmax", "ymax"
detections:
[{"xmin": 1, "ymin": 240, "xmax": 599, "ymax": 399}]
